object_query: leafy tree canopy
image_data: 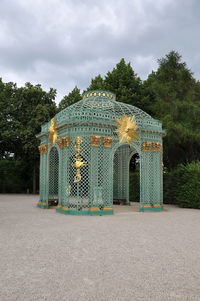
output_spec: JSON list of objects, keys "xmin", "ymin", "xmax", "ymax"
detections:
[
  {"xmin": 0, "ymin": 79, "xmax": 57, "ymax": 192},
  {"xmin": 143, "ymin": 51, "xmax": 200, "ymax": 168},
  {"xmin": 87, "ymin": 58, "xmax": 143, "ymax": 107},
  {"xmin": 58, "ymin": 86, "xmax": 81, "ymax": 111}
]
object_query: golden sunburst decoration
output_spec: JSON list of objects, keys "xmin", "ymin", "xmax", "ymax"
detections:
[
  {"xmin": 49, "ymin": 117, "xmax": 58, "ymax": 146},
  {"xmin": 115, "ymin": 114, "xmax": 139, "ymax": 146}
]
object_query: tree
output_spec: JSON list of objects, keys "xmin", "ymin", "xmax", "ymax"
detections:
[
  {"xmin": 87, "ymin": 59, "xmax": 143, "ymax": 107},
  {"xmin": 104, "ymin": 59, "xmax": 142, "ymax": 106},
  {"xmin": 144, "ymin": 51, "xmax": 200, "ymax": 169},
  {"xmin": 87, "ymin": 74, "xmax": 106, "ymax": 91},
  {"xmin": 58, "ymin": 86, "xmax": 81, "ymax": 111},
  {"xmin": 0, "ymin": 79, "xmax": 21, "ymax": 159},
  {"xmin": 0, "ymin": 79, "xmax": 57, "ymax": 193},
  {"xmin": 17, "ymin": 83, "xmax": 57, "ymax": 193}
]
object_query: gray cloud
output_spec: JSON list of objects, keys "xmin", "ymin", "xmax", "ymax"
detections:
[{"xmin": 0, "ymin": 0, "xmax": 200, "ymax": 104}]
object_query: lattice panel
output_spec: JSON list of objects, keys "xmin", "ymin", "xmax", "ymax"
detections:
[
  {"xmin": 61, "ymin": 147, "xmax": 70, "ymax": 207},
  {"xmin": 152, "ymin": 151, "xmax": 162, "ymax": 205},
  {"xmin": 113, "ymin": 145, "xmax": 131, "ymax": 204},
  {"xmin": 67, "ymin": 136, "xmax": 90, "ymax": 211},
  {"xmin": 140, "ymin": 151, "xmax": 152, "ymax": 206},
  {"xmin": 39, "ymin": 153, "xmax": 44, "ymax": 200},
  {"xmin": 48, "ymin": 146, "xmax": 59, "ymax": 202},
  {"xmin": 98, "ymin": 142, "xmax": 103, "ymax": 188},
  {"xmin": 101, "ymin": 147, "xmax": 111, "ymax": 207}
]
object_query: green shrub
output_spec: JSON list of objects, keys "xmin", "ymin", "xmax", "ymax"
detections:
[
  {"xmin": 163, "ymin": 167, "xmax": 182, "ymax": 204},
  {"xmin": 0, "ymin": 159, "xmax": 30, "ymax": 193},
  {"xmin": 164, "ymin": 161, "xmax": 200, "ymax": 209},
  {"xmin": 176, "ymin": 161, "xmax": 200, "ymax": 209}
]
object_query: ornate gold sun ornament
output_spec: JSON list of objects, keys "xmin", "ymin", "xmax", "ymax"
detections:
[
  {"xmin": 49, "ymin": 117, "xmax": 58, "ymax": 146},
  {"xmin": 115, "ymin": 114, "xmax": 139, "ymax": 146}
]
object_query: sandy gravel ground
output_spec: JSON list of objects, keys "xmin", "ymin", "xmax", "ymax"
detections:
[{"xmin": 0, "ymin": 194, "xmax": 200, "ymax": 301}]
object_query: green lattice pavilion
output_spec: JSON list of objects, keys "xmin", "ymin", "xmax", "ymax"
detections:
[{"xmin": 37, "ymin": 90, "xmax": 165, "ymax": 215}]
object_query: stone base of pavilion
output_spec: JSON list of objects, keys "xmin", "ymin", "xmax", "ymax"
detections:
[
  {"xmin": 37, "ymin": 200, "xmax": 163, "ymax": 214},
  {"xmin": 140, "ymin": 204, "xmax": 163, "ymax": 212},
  {"xmin": 56, "ymin": 206, "xmax": 114, "ymax": 215},
  {"xmin": 37, "ymin": 201, "xmax": 48, "ymax": 209}
]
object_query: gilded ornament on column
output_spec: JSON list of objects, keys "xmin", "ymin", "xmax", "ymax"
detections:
[
  {"xmin": 103, "ymin": 137, "xmax": 113, "ymax": 148},
  {"xmin": 142, "ymin": 142, "xmax": 152, "ymax": 152},
  {"xmin": 161, "ymin": 150, "xmax": 164, "ymax": 170},
  {"xmin": 57, "ymin": 136, "xmax": 70, "ymax": 148},
  {"xmin": 72, "ymin": 137, "xmax": 87, "ymax": 183},
  {"xmin": 153, "ymin": 142, "xmax": 162, "ymax": 152},
  {"xmin": 49, "ymin": 117, "xmax": 58, "ymax": 146},
  {"xmin": 57, "ymin": 138, "xmax": 63, "ymax": 149},
  {"xmin": 115, "ymin": 114, "xmax": 139, "ymax": 146},
  {"xmin": 38, "ymin": 144, "xmax": 48, "ymax": 154},
  {"xmin": 91, "ymin": 135, "xmax": 101, "ymax": 147}
]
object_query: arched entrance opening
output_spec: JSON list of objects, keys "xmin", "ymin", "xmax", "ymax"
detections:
[
  {"xmin": 113, "ymin": 144, "xmax": 140, "ymax": 208},
  {"xmin": 129, "ymin": 152, "xmax": 140, "ymax": 203},
  {"xmin": 48, "ymin": 146, "xmax": 59, "ymax": 207}
]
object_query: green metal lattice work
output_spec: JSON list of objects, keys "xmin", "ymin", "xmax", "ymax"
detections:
[{"xmin": 37, "ymin": 90, "xmax": 165, "ymax": 214}]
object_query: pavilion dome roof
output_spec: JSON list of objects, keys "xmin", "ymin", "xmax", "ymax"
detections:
[
  {"xmin": 40, "ymin": 90, "xmax": 164, "ymax": 136},
  {"xmin": 57, "ymin": 90, "xmax": 153, "ymax": 122}
]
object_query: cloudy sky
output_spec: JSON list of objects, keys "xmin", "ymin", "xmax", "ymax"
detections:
[{"xmin": 0, "ymin": 0, "xmax": 200, "ymax": 104}]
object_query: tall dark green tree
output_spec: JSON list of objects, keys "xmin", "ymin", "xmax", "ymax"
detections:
[
  {"xmin": 144, "ymin": 51, "xmax": 200, "ymax": 168},
  {"xmin": 104, "ymin": 58, "xmax": 142, "ymax": 106},
  {"xmin": 16, "ymin": 83, "xmax": 57, "ymax": 193},
  {"xmin": 87, "ymin": 59, "xmax": 143, "ymax": 107},
  {"xmin": 0, "ymin": 79, "xmax": 21, "ymax": 158},
  {"xmin": 0, "ymin": 80, "xmax": 57, "ymax": 193},
  {"xmin": 58, "ymin": 86, "xmax": 81, "ymax": 111},
  {"xmin": 87, "ymin": 74, "xmax": 106, "ymax": 90}
]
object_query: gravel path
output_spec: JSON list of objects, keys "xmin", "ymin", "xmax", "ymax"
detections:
[{"xmin": 0, "ymin": 194, "xmax": 200, "ymax": 301}]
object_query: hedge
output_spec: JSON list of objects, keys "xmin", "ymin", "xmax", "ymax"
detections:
[{"xmin": 164, "ymin": 161, "xmax": 200, "ymax": 209}]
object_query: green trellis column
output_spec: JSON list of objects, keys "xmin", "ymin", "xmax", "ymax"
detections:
[
  {"xmin": 118, "ymin": 149, "xmax": 123, "ymax": 199},
  {"xmin": 140, "ymin": 147, "xmax": 151, "ymax": 211},
  {"xmin": 43, "ymin": 152, "xmax": 48, "ymax": 205},
  {"xmin": 37, "ymin": 146, "xmax": 48, "ymax": 208},
  {"xmin": 89, "ymin": 144, "xmax": 99, "ymax": 207},
  {"xmin": 39, "ymin": 153, "xmax": 43, "ymax": 200},
  {"xmin": 45, "ymin": 146, "xmax": 50, "ymax": 206},
  {"xmin": 152, "ymin": 150, "xmax": 162, "ymax": 206},
  {"xmin": 58, "ymin": 147, "xmax": 63, "ymax": 207},
  {"xmin": 114, "ymin": 148, "xmax": 121, "ymax": 199},
  {"xmin": 160, "ymin": 145, "xmax": 164, "ymax": 206},
  {"xmin": 62, "ymin": 146, "xmax": 70, "ymax": 207},
  {"xmin": 140, "ymin": 142, "xmax": 163, "ymax": 211},
  {"xmin": 102, "ymin": 146, "xmax": 113, "ymax": 209}
]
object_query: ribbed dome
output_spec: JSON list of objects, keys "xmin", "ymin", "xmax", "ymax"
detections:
[
  {"xmin": 38, "ymin": 89, "xmax": 165, "ymax": 147},
  {"xmin": 57, "ymin": 90, "xmax": 153, "ymax": 122}
]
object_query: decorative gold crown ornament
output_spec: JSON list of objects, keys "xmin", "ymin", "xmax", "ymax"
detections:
[
  {"xmin": 103, "ymin": 137, "xmax": 113, "ymax": 148},
  {"xmin": 91, "ymin": 135, "xmax": 101, "ymax": 147},
  {"xmin": 38, "ymin": 144, "xmax": 48, "ymax": 154},
  {"xmin": 115, "ymin": 115, "xmax": 139, "ymax": 146},
  {"xmin": 57, "ymin": 136, "xmax": 70, "ymax": 148}
]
